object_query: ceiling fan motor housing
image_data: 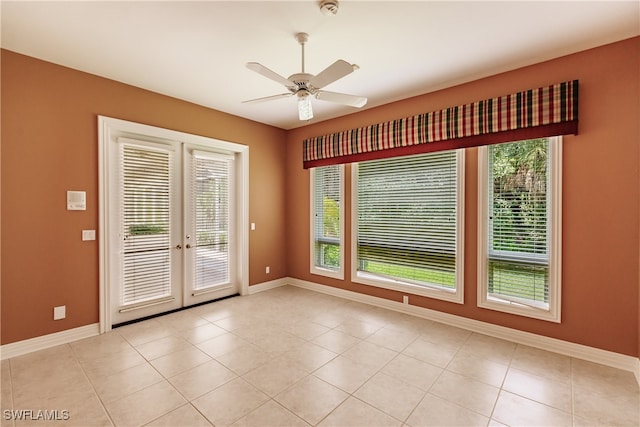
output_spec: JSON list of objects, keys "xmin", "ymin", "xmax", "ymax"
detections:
[{"xmin": 288, "ymin": 73, "xmax": 314, "ymax": 92}]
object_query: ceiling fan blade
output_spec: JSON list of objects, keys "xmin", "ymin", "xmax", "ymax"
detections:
[
  {"xmin": 246, "ymin": 62, "xmax": 293, "ymax": 87},
  {"xmin": 242, "ymin": 93, "xmax": 293, "ymax": 104},
  {"xmin": 315, "ymin": 90, "xmax": 367, "ymax": 108},
  {"xmin": 309, "ymin": 60, "xmax": 356, "ymax": 89}
]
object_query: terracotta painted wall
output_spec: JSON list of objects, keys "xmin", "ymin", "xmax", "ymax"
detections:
[
  {"xmin": 1, "ymin": 50, "xmax": 288, "ymax": 345},
  {"xmin": 286, "ymin": 37, "xmax": 640, "ymax": 357},
  {"xmin": 3, "ymin": 38, "xmax": 639, "ymax": 355}
]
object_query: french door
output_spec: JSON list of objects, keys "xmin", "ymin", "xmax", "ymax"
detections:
[{"xmin": 108, "ymin": 136, "xmax": 239, "ymax": 325}]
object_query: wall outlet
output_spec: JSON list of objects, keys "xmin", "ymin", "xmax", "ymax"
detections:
[
  {"xmin": 403, "ymin": 295, "xmax": 409, "ymax": 305},
  {"xmin": 265, "ymin": 266, "xmax": 270, "ymax": 274},
  {"xmin": 53, "ymin": 305, "xmax": 66, "ymax": 320}
]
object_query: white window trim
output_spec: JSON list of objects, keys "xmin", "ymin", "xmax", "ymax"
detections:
[
  {"xmin": 309, "ymin": 165, "xmax": 345, "ymax": 280},
  {"xmin": 477, "ymin": 137, "xmax": 562, "ymax": 322},
  {"xmin": 351, "ymin": 150, "xmax": 465, "ymax": 304}
]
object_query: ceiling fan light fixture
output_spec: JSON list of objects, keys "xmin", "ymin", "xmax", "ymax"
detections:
[
  {"xmin": 297, "ymin": 91, "xmax": 313, "ymax": 120},
  {"xmin": 319, "ymin": 0, "xmax": 339, "ymax": 16}
]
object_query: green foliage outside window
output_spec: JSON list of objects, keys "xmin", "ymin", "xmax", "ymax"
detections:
[
  {"xmin": 318, "ymin": 196, "xmax": 340, "ymax": 268},
  {"xmin": 364, "ymin": 260, "xmax": 456, "ymax": 288},
  {"xmin": 129, "ymin": 224, "xmax": 167, "ymax": 235},
  {"xmin": 323, "ymin": 196, "xmax": 340, "ymax": 239},
  {"xmin": 490, "ymin": 139, "xmax": 548, "ymax": 254},
  {"xmin": 489, "ymin": 138, "xmax": 550, "ymax": 303}
]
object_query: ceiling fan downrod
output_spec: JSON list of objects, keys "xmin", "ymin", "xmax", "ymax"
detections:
[{"xmin": 295, "ymin": 32, "xmax": 309, "ymax": 73}]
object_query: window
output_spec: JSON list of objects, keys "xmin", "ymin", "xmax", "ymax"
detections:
[
  {"xmin": 310, "ymin": 165, "xmax": 344, "ymax": 279},
  {"xmin": 478, "ymin": 137, "xmax": 562, "ymax": 322},
  {"xmin": 352, "ymin": 150, "xmax": 465, "ymax": 303}
]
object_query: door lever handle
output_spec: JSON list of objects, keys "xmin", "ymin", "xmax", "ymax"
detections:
[
  {"xmin": 186, "ymin": 244, "xmax": 192, "ymax": 249},
  {"xmin": 176, "ymin": 244, "xmax": 182, "ymax": 250}
]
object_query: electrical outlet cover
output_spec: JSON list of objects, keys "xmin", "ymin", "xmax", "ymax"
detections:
[{"xmin": 54, "ymin": 305, "xmax": 66, "ymax": 320}]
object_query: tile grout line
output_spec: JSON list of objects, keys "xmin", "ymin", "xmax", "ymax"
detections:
[
  {"xmin": 425, "ymin": 331, "xmax": 496, "ymax": 424},
  {"xmin": 6, "ymin": 358, "xmax": 16, "ymax": 427},
  {"xmin": 487, "ymin": 341, "xmax": 518, "ymax": 426},
  {"xmin": 570, "ymin": 356, "xmax": 577, "ymax": 427},
  {"xmin": 343, "ymin": 327, "xmax": 440, "ymax": 426},
  {"xmin": 399, "ymin": 331, "xmax": 456, "ymax": 425},
  {"xmin": 67, "ymin": 342, "xmax": 117, "ymax": 427},
  {"xmin": 286, "ymin": 316, "xmax": 404, "ymax": 426}
]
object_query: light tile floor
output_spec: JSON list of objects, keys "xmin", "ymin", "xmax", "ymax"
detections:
[{"xmin": 1, "ymin": 286, "xmax": 638, "ymax": 426}]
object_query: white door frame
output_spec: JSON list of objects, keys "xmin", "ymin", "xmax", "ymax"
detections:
[{"xmin": 98, "ymin": 116, "xmax": 249, "ymax": 333}]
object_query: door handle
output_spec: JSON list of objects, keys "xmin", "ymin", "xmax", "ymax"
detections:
[
  {"xmin": 176, "ymin": 244, "xmax": 182, "ymax": 250},
  {"xmin": 186, "ymin": 244, "xmax": 192, "ymax": 249}
]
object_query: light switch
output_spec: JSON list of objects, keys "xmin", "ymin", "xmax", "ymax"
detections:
[
  {"xmin": 82, "ymin": 230, "xmax": 96, "ymax": 241},
  {"xmin": 250, "ymin": 223, "xmax": 256, "ymax": 231}
]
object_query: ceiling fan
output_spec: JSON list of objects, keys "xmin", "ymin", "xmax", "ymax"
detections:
[{"xmin": 243, "ymin": 32, "xmax": 367, "ymax": 121}]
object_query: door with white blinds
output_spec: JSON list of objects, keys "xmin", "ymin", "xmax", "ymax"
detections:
[
  {"xmin": 183, "ymin": 150, "xmax": 235, "ymax": 306},
  {"xmin": 110, "ymin": 138, "xmax": 237, "ymax": 325},
  {"xmin": 112, "ymin": 139, "xmax": 182, "ymax": 324}
]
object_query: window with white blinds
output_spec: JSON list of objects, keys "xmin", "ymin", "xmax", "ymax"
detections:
[
  {"xmin": 310, "ymin": 165, "xmax": 343, "ymax": 278},
  {"xmin": 478, "ymin": 137, "xmax": 562, "ymax": 322},
  {"xmin": 191, "ymin": 151, "xmax": 233, "ymax": 291},
  {"xmin": 120, "ymin": 144, "xmax": 173, "ymax": 306},
  {"xmin": 353, "ymin": 150, "xmax": 464, "ymax": 302}
]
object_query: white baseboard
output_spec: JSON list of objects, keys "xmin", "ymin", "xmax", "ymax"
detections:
[
  {"xmin": 0, "ymin": 323, "xmax": 100, "ymax": 360},
  {"xmin": 248, "ymin": 277, "xmax": 290, "ymax": 294},
  {"xmin": 283, "ymin": 278, "xmax": 640, "ymax": 381}
]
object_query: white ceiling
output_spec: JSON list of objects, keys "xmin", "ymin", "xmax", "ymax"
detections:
[{"xmin": 2, "ymin": 1, "xmax": 638, "ymax": 130}]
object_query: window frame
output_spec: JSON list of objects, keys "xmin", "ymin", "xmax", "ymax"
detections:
[
  {"xmin": 309, "ymin": 164, "xmax": 345, "ymax": 280},
  {"xmin": 477, "ymin": 137, "xmax": 562, "ymax": 322},
  {"xmin": 350, "ymin": 150, "xmax": 465, "ymax": 304}
]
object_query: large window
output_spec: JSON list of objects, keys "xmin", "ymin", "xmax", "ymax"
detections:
[
  {"xmin": 310, "ymin": 165, "xmax": 344, "ymax": 279},
  {"xmin": 352, "ymin": 150, "xmax": 464, "ymax": 303},
  {"xmin": 478, "ymin": 137, "xmax": 562, "ymax": 322}
]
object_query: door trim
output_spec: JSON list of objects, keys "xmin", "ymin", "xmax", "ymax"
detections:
[{"xmin": 98, "ymin": 116, "xmax": 249, "ymax": 333}]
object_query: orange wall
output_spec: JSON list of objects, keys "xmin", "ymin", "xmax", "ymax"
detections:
[
  {"xmin": 286, "ymin": 37, "xmax": 640, "ymax": 357},
  {"xmin": 1, "ymin": 50, "xmax": 288, "ymax": 345},
  {"xmin": 2, "ymin": 38, "xmax": 639, "ymax": 356}
]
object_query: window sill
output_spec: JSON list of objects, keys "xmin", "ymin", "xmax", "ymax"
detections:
[
  {"xmin": 311, "ymin": 267, "xmax": 344, "ymax": 281},
  {"xmin": 478, "ymin": 297, "xmax": 560, "ymax": 323},
  {"xmin": 353, "ymin": 271, "xmax": 463, "ymax": 304}
]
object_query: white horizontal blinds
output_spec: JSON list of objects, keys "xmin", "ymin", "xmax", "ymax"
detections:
[
  {"xmin": 192, "ymin": 152, "xmax": 232, "ymax": 290},
  {"xmin": 357, "ymin": 150, "xmax": 458, "ymax": 289},
  {"xmin": 488, "ymin": 138, "xmax": 550, "ymax": 305},
  {"xmin": 120, "ymin": 143, "xmax": 173, "ymax": 306},
  {"xmin": 314, "ymin": 165, "xmax": 341, "ymax": 270}
]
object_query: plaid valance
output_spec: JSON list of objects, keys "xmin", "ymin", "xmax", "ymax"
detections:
[{"xmin": 303, "ymin": 80, "xmax": 578, "ymax": 168}]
